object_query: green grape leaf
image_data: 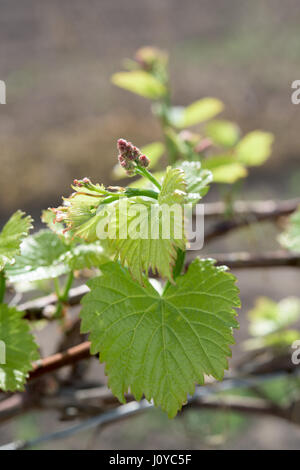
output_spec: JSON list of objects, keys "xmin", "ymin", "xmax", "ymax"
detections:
[
  {"xmin": 57, "ymin": 183, "xmax": 111, "ymax": 242},
  {"xmin": 111, "ymin": 71, "xmax": 167, "ymax": 99},
  {"xmin": 64, "ymin": 242, "xmax": 109, "ymax": 271},
  {"xmin": 0, "ymin": 304, "xmax": 39, "ymax": 391},
  {"xmin": 178, "ymin": 161, "xmax": 213, "ymax": 203},
  {"xmin": 131, "ymin": 161, "xmax": 212, "ymax": 202},
  {"xmin": 6, "ymin": 230, "xmax": 70, "ymax": 283},
  {"xmin": 279, "ymin": 207, "xmax": 300, "ymax": 252},
  {"xmin": 108, "ymin": 168, "xmax": 186, "ymax": 283},
  {"xmin": 7, "ymin": 230, "xmax": 109, "ymax": 283},
  {"xmin": 205, "ymin": 120, "xmax": 240, "ymax": 148},
  {"xmin": 211, "ymin": 163, "xmax": 247, "ymax": 183},
  {"xmin": 112, "ymin": 141, "xmax": 165, "ymax": 179},
  {"xmin": 80, "ymin": 258, "xmax": 240, "ymax": 417},
  {"xmin": 248, "ymin": 297, "xmax": 300, "ymax": 337},
  {"xmin": 236, "ymin": 131, "xmax": 274, "ymax": 166},
  {"xmin": 0, "ymin": 211, "xmax": 33, "ymax": 271},
  {"xmin": 41, "ymin": 209, "xmax": 65, "ymax": 235},
  {"xmin": 202, "ymin": 155, "xmax": 248, "ymax": 183},
  {"xmin": 176, "ymin": 98, "xmax": 224, "ymax": 128},
  {"xmin": 158, "ymin": 166, "xmax": 186, "ymax": 205}
]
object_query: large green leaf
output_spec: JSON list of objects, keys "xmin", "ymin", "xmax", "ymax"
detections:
[
  {"xmin": 0, "ymin": 304, "xmax": 39, "ymax": 391},
  {"xmin": 80, "ymin": 259, "xmax": 240, "ymax": 417},
  {"xmin": 0, "ymin": 211, "xmax": 32, "ymax": 271},
  {"xmin": 108, "ymin": 168, "xmax": 186, "ymax": 283},
  {"xmin": 279, "ymin": 207, "xmax": 300, "ymax": 252},
  {"xmin": 176, "ymin": 98, "xmax": 224, "ymax": 128},
  {"xmin": 236, "ymin": 131, "xmax": 274, "ymax": 166},
  {"xmin": 111, "ymin": 71, "xmax": 166, "ymax": 99}
]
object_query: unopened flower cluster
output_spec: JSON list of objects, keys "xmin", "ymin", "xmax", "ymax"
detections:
[{"xmin": 117, "ymin": 138, "xmax": 149, "ymax": 176}]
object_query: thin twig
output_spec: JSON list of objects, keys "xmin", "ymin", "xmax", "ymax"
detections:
[
  {"xmin": 204, "ymin": 198, "xmax": 300, "ymax": 242},
  {"xmin": 0, "ymin": 400, "xmax": 152, "ymax": 450},
  {"xmin": 29, "ymin": 341, "xmax": 92, "ymax": 381},
  {"xmin": 20, "ymin": 284, "xmax": 89, "ymax": 319},
  {"xmin": 204, "ymin": 198, "xmax": 300, "ymax": 218},
  {"xmin": 211, "ymin": 251, "xmax": 300, "ymax": 269},
  {"xmin": 1, "ymin": 372, "xmax": 294, "ymax": 450}
]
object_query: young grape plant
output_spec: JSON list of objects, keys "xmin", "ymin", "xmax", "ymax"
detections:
[{"xmin": 1, "ymin": 47, "xmax": 287, "ymax": 426}]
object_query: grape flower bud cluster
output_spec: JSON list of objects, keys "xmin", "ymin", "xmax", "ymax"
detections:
[{"xmin": 117, "ymin": 138, "xmax": 149, "ymax": 176}]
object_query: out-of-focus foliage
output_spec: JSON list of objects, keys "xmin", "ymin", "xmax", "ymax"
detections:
[
  {"xmin": 279, "ymin": 206, "xmax": 300, "ymax": 252},
  {"xmin": 246, "ymin": 296, "xmax": 300, "ymax": 350},
  {"xmin": 112, "ymin": 47, "xmax": 274, "ymax": 186}
]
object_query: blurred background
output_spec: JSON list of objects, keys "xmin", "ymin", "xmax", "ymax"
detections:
[{"xmin": 1, "ymin": 0, "xmax": 300, "ymax": 449}]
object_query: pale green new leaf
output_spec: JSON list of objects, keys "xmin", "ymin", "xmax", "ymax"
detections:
[
  {"xmin": 0, "ymin": 211, "xmax": 32, "ymax": 271},
  {"xmin": 176, "ymin": 98, "xmax": 224, "ymax": 128},
  {"xmin": 0, "ymin": 304, "xmax": 39, "ymax": 391},
  {"xmin": 158, "ymin": 166, "xmax": 186, "ymax": 205},
  {"xmin": 205, "ymin": 120, "xmax": 240, "ymax": 148},
  {"xmin": 279, "ymin": 207, "xmax": 300, "ymax": 252},
  {"xmin": 202, "ymin": 155, "xmax": 248, "ymax": 183},
  {"xmin": 211, "ymin": 163, "xmax": 248, "ymax": 183},
  {"xmin": 178, "ymin": 161, "xmax": 212, "ymax": 203},
  {"xmin": 58, "ymin": 183, "xmax": 111, "ymax": 242},
  {"xmin": 109, "ymin": 168, "xmax": 186, "ymax": 283},
  {"xmin": 111, "ymin": 71, "xmax": 166, "ymax": 99},
  {"xmin": 41, "ymin": 209, "xmax": 65, "ymax": 235},
  {"xmin": 80, "ymin": 259, "xmax": 240, "ymax": 417},
  {"xmin": 236, "ymin": 131, "xmax": 274, "ymax": 166}
]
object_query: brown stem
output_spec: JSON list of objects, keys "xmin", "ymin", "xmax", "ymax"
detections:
[
  {"xmin": 204, "ymin": 198, "xmax": 300, "ymax": 218},
  {"xmin": 204, "ymin": 198, "xmax": 300, "ymax": 242},
  {"xmin": 29, "ymin": 341, "xmax": 92, "ymax": 381},
  {"xmin": 211, "ymin": 251, "xmax": 300, "ymax": 269}
]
